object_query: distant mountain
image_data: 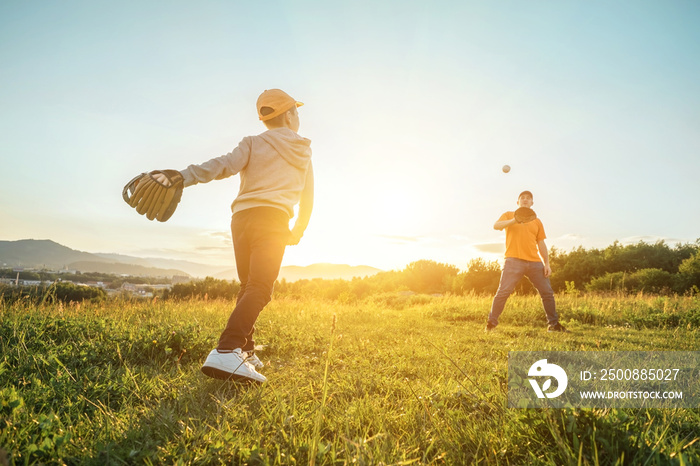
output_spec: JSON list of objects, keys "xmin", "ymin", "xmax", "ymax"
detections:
[
  {"xmin": 0, "ymin": 239, "xmax": 188, "ymax": 278},
  {"xmin": 0, "ymin": 239, "xmax": 112, "ymax": 269},
  {"xmin": 94, "ymin": 253, "xmax": 232, "ymax": 278},
  {"xmin": 0, "ymin": 239, "xmax": 383, "ymax": 281}
]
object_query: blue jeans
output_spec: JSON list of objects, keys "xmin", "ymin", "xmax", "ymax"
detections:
[
  {"xmin": 487, "ymin": 258, "xmax": 558, "ymax": 327},
  {"xmin": 217, "ymin": 207, "xmax": 290, "ymax": 351}
]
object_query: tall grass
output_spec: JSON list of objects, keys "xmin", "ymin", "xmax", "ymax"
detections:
[
  {"xmin": 1, "ymin": 293, "xmax": 699, "ymax": 464},
  {"xmin": 309, "ymin": 314, "xmax": 336, "ymax": 466}
]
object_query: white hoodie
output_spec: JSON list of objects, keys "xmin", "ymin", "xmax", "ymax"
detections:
[{"xmin": 179, "ymin": 128, "xmax": 312, "ymax": 218}]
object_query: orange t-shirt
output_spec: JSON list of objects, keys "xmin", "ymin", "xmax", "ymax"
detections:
[{"xmin": 499, "ymin": 211, "xmax": 546, "ymax": 262}]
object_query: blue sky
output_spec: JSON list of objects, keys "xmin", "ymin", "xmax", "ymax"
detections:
[{"xmin": 1, "ymin": 1, "xmax": 699, "ymax": 271}]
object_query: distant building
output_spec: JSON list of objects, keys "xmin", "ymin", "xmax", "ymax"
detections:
[
  {"xmin": 20, "ymin": 280, "xmax": 43, "ymax": 286},
  {"xmin": 120, "ymin": 282, "xmax": 170, "ymax": 298},
  {"xmin": 121, "ymin": 283, "xmax": 137, "ymax": 292},
  {"xmin": 86, "ymin": 281, "xmax": 106, "ymax": 289}
]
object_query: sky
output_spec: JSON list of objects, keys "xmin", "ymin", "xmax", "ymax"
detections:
[{"xmin": 1, "ymin": 1, "xmax": 699, "ymax": 272}]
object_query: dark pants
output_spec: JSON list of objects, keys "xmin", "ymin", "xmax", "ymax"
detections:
[
  {"xmin": 487, "ymin": 257, "xmax": 558, "ymax": 327},
  {"xmin": 217, "ymin": 207, "xmax": 290, "ymax": 351}
]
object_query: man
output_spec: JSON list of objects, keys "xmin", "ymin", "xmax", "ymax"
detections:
[{"xmin": 485, "ymin": 191, "xmax": 566, "ymax": 332}]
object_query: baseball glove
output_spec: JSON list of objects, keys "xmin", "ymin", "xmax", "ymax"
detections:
[
  {"xmin": 122, "ymin": 170, "xmax": 184, "ymax": 222},
  {"xmin": 514, "ymin": 207, "xmax": 537, "ymax": 224}
]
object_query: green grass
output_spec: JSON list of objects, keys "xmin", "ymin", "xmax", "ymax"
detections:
[{"xmin": 1, "ymin": 293, "xmax": 699, "ymax": 465}]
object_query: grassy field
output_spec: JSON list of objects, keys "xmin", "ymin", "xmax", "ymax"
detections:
[{"xmin": 1, "ymin": 292, "xmax": 699, "ymax": 465}]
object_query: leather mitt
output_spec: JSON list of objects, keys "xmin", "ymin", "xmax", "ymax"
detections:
[
  {"xmin": 122, "ymin": 170, "xmax": 184, "ymax": 222},
  {"xmin": 514, "ymin": 207, "xmax": 537, "ymax": 224}
]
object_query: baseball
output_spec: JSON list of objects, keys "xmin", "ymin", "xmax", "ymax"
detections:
[{"xmin": 502, "ymin": 165, "xmax": 511, "ymax": 173}]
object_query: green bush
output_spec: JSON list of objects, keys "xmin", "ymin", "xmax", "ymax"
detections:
[
  {"xmin": 550, "ymin": 240, "xmax": 699, "ymax": 293},
  {"xmin": 164, "ymin": 277, "xmax": 240, "ymax": 300},
  {"xmin": 677, "ymin": 251, "xmax": 700, "ymax": 292},
  {"xmin": 586, "ymin": 268, "xmax": 675, "ymax": 294},
  {"xmin": 452, "ymin": 258, "xmax": 501, "ymax": 295},
  {"xmin": 0, "ymin": 282, "xmax": 106, "ymax": 304},
  {"xmin": 52, "ymin": 282, "xmax": 106, "ymax": 303},
  {"xmin": 403, "ymin": 260, "xmax": 459, "ymax": 294}
]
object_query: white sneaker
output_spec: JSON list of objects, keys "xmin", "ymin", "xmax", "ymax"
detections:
[
  {"xmin": 243, "ymin": 351, "xmax": 264, "ymax": 369},
  {"xmin": 201, "ymin": 348, "xmax": 267, "ymax": 383}
]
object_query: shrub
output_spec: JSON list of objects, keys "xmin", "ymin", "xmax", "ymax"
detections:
[
  {"xmin": 164, "ymin": 277, "xmax": 240, "ymax": 300},
  {"xmin": 403, "ymin": 260, "xmax": 459, "ymax": 294},
  {"xmin": 52, "ymin": 282, "xmax": 107, "ymax": 303},
  {"xmin": 452, "ymin": 258, "xmax": 501, "ymax": 295},
  {"xmin": 586, "ymin": 268, "xmax": 674, "ymax": 294},
  {"xmin": 677, "ymin": 251, "xmax": 700, "ymax": 292},
  {"xmin": 0, "ymin": 282, "xmax": 106, "ymax": 304}
]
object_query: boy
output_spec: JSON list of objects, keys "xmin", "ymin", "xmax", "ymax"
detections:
[
  {"xmin": 159, "ymin": 89, "xmax": 313, "ymax": 383},
  {"xmin": 485, "ymin": 191, "xmax": 566, "ymax": 333}
]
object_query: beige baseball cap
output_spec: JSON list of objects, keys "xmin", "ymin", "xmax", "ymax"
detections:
[{"xmin": 256, "ymin": 89, "xmax": 303, "ymax": 121}]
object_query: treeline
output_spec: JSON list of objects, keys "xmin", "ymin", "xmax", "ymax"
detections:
[
  {"xmin": 167, "ymin": 240, "xmax": 700, "ymax": 302},
  {"xmin": 3, "ymin": 240, "xmax": 698, "ymax": 304},
  {"xmin": 275, "ymin": 240, "xmax": 700, "ymax": 300},
  {"xmin": 0, "ymin": 269, "xmax": 172, "ymax": 288},
  {"xmin": 274, "ymin": 259, "xmax": 501, "ymax": 301},
  {"xmin": 550, "ymin": 240, "xmax": 700, "ymax": 294},
  {"xmin": 164, "ymin": 276, "xmax": 241, "ymax": 300},
  {"xmin": 0, "ymin": 282, "xmax": 107, "ymax": 304}
]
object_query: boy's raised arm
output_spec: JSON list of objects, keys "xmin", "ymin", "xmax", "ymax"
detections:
[{"xmin": 180, "ymin": 140, "xmax": 251, "ymax": 187}]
